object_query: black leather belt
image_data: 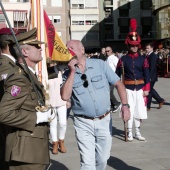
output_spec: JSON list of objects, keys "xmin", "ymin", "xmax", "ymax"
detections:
[{"xmin": 74, "ymin": 112, "xmax": 110, "ymax": 121}]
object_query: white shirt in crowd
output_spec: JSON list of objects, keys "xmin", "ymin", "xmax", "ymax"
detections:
[{"xmin": 106, "ymin": 54, "xmax": 119, "ymax": 72}]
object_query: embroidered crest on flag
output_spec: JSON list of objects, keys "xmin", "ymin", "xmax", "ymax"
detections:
[{"xmin": 11, "ymin": 85, "xmax": 21, "ymax": 97}]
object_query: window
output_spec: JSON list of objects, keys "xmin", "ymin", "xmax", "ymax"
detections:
[
  {"xmin": 43, "ymin": 0, "xmax": 46, "ymax": 6},
  {"xmin": 119, "ymin": 26, "xmax": 129, "ymax": 33},
  {"xmin": 105, "ymin": 8, "xmax": 112, "ymax": 18},
  {"xmin": 85, "ymin": 15, "xmax": 98, "ymax": 25},
  {"xmin": 140, "ymin": 0, "xmax": 152, "ymax": 9},
  {"xmin": 72, "ymin": 15, "xmax": 84, "ymax": 25},
  {"xmin": 141, "ymin": 17, "xmax": 152, "ymax": 26},
  {"xmin": 119, "ymin": 9, "xmax": 129, "ymax": 17},
  {"xmin": 51, "ymin": 0, "xmax": 62, "ymax": 7},
  {"xmin": 13, "ymin": 11, "xmax": 27, "ymax": 28},
  {"xmin": 71, "ymin": 0, "xmax": 98, "ymax": 9},
  {"xmin": 118, "ymin": 18, "xmax": 130, "ymax": 26},
  {"xmin": 53, "ymin": 16, "xmax": 61, "ymax": 23}
]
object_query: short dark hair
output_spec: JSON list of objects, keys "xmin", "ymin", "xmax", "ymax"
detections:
[
  {"xmin": 145, "ymin": 43, "xmax": 154, "ymax": 48},
  {"xmin": 0, "ymin": 34, "xmax": 13, "ymax": 49}
]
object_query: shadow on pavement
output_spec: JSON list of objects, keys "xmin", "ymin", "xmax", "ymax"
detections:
[
  {"xmin": 107, "ymin": 156, "xmax": 141, "ymax": 170},
  {"xmin": 112, "ymin": 126, "xmax": 125, "ymax": 141},
  {"xmin": 46, "ymin": 159, "xmax": 69, "ymax": 170}
]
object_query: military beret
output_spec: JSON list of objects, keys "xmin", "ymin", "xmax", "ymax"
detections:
[
  {"xmin": 0, "ymin": 28, "xmax": 18, "ymax": 45},
  {"xmin": 0, "ymin": 28, "xmax": 18, "ymax": 35},
  {"xmin": 15, "ymin": 27, "xmax": 45, "ymax": 45}
]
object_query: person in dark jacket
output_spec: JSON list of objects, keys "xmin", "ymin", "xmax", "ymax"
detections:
[{"xmin": 145, "ymin": 43, "xmax": 165, "ymax": 110}]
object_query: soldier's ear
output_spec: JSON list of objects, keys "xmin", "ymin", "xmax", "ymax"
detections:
[{"xmin": 21, "ymin": 48, "xmax": 28, "ymax": 57}]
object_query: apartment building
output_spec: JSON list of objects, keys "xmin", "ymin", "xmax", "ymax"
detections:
[
  {"xmin": 100, "ymin": 0, "xmax": 156, "ymax": 50},
  {"xmin": 0, "ymin": 0, "xmax": 161, "ymax": 51},
  {"xmin": 43, "ymin": 0, "xmax": 70, "ymax": 44},
  {"xmin": 69, "ymin": 0, "xmax": 157, "ymax": 51},
  {"xmin": 152, "ymin": 0, "xmax": 170, "ymax": 45},
  {"xmin": 69, "ymin": 0, "xmax": 99, "ymax": 51},
  {"xmin": 0, "ymin": 0, "xmax": 29, "ymax": 33}
]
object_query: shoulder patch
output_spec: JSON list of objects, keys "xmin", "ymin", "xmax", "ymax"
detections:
[{"xmin": 11, "ymin": 85, "xmax": 21, "ymax": 97}]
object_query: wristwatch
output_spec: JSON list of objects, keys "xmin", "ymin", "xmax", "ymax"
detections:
[{"xmin": 122, "ymin": 104, "xmax": 130, "ymax": 108}]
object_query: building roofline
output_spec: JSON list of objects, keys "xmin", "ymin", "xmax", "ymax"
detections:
[{"xmin": 153, "ymin": 4, "xmax": 170, "ymax": 15}]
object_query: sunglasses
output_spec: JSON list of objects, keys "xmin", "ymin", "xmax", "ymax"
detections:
[
  {"xmin": 81, "ymin": 74, "xmax": 88, "ymax": 88},
  {"xmin": 105, "ymin": 50, "xmax": 110, "ymax": 52}
]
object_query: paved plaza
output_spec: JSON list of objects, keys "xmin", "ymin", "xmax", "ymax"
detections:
[{"xmin": 48, "ymin": 78, "xmax": 170, "ymax": 170}]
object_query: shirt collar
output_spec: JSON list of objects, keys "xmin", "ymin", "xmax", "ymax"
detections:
[
  {"xmin": 20, "ymin": 63, "xmax": 36, "ymax": 74},
  {"xmin": 1, "ymin": 53, "xmax": 16, "ymax": 63},
  {"xmin": 76, "ymin": 58, "xmax": 93, "ymax": 74},
  {"xmin": 148, "ymin": 51, "xmax": 153, "ymax": 55},
  {"xmin": 128, "ymin": 52, "xmax": 139, "ymax": 58},
  {"xmin": 28, "ymin": 66, "xmax": 36, "ymax": 74}
]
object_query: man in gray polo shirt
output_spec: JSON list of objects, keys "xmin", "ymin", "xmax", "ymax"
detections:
[{"xmin": 61, "ymin": 40, "xmax": 130, "ymax": 170}]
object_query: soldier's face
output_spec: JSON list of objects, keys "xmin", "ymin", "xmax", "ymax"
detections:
[
  {"xmin": 26, "ymin": 44, "xmax": 42, "ymax": 63},
  {"xmin": 129, "ymin": 45, "xmax": 138, "ymax": 53}
]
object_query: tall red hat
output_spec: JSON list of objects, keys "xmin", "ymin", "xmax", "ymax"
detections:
[{"xmin": 125, "ymin": 18, "xmax": 141, "ymax": 46}]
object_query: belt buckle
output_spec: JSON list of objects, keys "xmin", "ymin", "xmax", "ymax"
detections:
[{"xmin": 134, "ymin": 79, "xmax": 138, "ymax": 85}]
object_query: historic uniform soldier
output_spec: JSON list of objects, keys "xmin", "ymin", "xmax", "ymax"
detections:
[
  {"xmin": 116, "ymin": 18, "xmax": 150, "ymax": 141},
  {"xmin": 0, "ymin": 28, "xmax": 55, "ymax": 170},
  {"xmin": 0, "ymin": 27, "xmax": 19, "ymax": 170}
]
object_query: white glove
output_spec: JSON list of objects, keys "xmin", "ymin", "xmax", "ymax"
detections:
[{"xmin": 36, "ymin": 108, "xmax": 56, "ymax": 124}]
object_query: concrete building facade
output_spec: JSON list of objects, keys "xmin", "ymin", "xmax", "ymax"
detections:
[
  {"xmin": 152, "ymin": 0, "xmax": 170, "ymax": 48},
  {"xmin": 1, "ymin": 0, "xmax": 167, "ymax": 52}
]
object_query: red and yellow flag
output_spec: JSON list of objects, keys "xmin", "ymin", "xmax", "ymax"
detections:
[{"xmin": 44, "ymin": 10, "xmax": 72, "ymax": 61}]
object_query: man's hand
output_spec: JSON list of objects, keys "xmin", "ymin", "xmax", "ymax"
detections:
[
  {"xmin": 143, "ymin": 90, "xmax": 149, "ymax": 97},
  {"xmin": 68, "ymin": 59, "xmax": 78, "ymax": 73},
  {"xmin": 121, "ymin": 106, "xmax": 131, "ymax": 122}
]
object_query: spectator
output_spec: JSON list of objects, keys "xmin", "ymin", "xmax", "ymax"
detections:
[
  {"xmin": 145, "ymin": 43, "xmax": 165, "ymax": 110},
  {"xmin": 99, "ymin": 47, "xmax": 107, "ymax": 61},
  {"xmin": 48, "ymin": 63, "xmax": 67, "ymax": 154},
  {"xmin": 61, "ymin": 40, "xmax": 130, "ymax": 170},
  {"xmin": 105, "ymin": 46, "xmax": 121, "ymax": 112}
]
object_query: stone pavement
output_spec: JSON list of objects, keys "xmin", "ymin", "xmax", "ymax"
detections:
[{"xmin": 47, "ymin": 78, "xmax": 170, "ymax": 170}]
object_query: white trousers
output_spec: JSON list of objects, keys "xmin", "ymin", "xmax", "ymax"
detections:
[
  {"xmin": 126, "ymin": 89, "xmax": 147, "ymax": 134},
  {"xmin": 50, "ymin": 105, "xmax": 67, "ymax": 142}
]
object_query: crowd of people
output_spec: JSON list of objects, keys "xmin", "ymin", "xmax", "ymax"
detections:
[
  {"xmin": 86, "ymin": 47, "xmax": 170, "ymax": 78},
  {"xmin": 0, "ymin": 18, "xmax": 168, "ymax": 170}
]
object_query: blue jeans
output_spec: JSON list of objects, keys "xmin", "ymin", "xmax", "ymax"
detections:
[{"xmin": 73, "ymin": 113, "xmax": 112, "ymax": 170}]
